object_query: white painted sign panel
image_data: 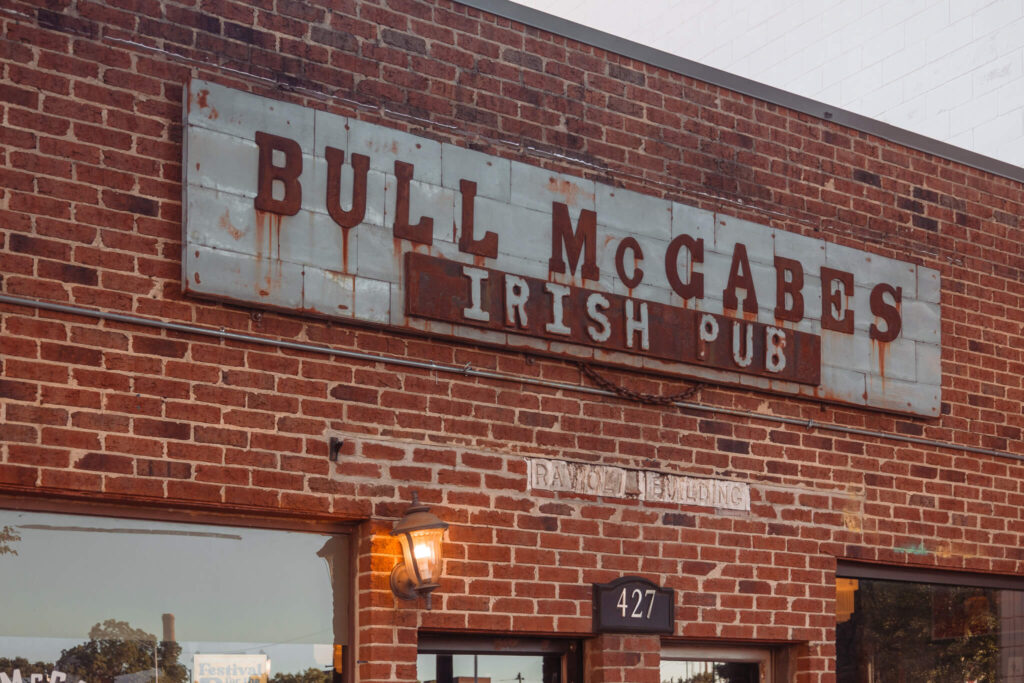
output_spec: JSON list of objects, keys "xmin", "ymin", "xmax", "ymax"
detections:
[{"xmin": 182, "ymin": 79, "xmax": 941, "ymax": 416}]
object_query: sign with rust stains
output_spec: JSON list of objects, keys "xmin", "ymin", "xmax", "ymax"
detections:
[{"xmin": 182, "ymin": 79, "xmax": 942, "ymax": 416}]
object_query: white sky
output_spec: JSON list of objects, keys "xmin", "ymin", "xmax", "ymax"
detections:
[{"xmin": 513, "ymin": 0, "xmax": 1024, "ymax": 168}]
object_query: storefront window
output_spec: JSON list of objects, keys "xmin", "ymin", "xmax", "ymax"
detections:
[
  {"xmin": 0, "ymin": 510, "xmax": 351, "ymax": 683},
  {"xmin": 836, "ymin": 565, "xmax": 1024, "ymax": 682}
]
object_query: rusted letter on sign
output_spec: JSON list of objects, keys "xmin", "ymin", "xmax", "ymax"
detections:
[
  {"xmin": 325, "ymin": 148, "xmax": 369, "ymax": 229},
  {"xmin": 393, "ymin": 160, "xmax": 433, "ymax": 245},
  {"xmin": 549, "ymin": 202, "xmax": 600, "ymax": 281},
  {"xmin": 615, "ymin": 237, "xmax": 644, "ymax": 289},
  {"xmin": 821, "ymin": 267, "xmax": 855, "ymax": 334},
  {"xmin": 774, "ymin": 255, "xmax": 804, "ymax": 322},
  {"xmin": 665, "ymin": 234, "xmax": 703, "ymax": 300},
  {"xmin": 254, "ymin": 131, "xmax": 302, "ymax": 216},
  {"xmin": 869, "ymin": 283, "xmax": 902, "ymax": 342},
  {"xmin": 458, "ymin": 179, "xmax": 498, "ymax": 258},
  {"xmin": 722, "ymin": 243, "xmax": 758, "ymax": 314}
]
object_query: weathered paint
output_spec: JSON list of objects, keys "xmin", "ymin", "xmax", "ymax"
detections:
[{"xmin": 182, "ymin": 79, "xmax": 942, "ymax": 417}]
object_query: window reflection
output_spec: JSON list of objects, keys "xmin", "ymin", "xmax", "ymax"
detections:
[
  {"xmin": 0, "ymin": 511, "xmax": 350, "ymax": 683},
  {"xmin": 416, "ymin": 654, "xmax": 553, "ymax": 683},
  {"xmin": 836, "ymin": 576, "xmax": 1024, "ymax": 682},
  {"xmin": 659, "ymin": 660, "xmax": 758, "ymax": 683}
]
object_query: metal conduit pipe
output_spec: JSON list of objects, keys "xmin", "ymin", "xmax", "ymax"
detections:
[{"xmin": 2, "ymin": 293, "xmax": 1021, "ymax": 464}]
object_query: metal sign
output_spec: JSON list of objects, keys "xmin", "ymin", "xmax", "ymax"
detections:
[
  {"xmin": 182, "ymin": 79, "xmax": 942, "ymax": 416},
  {"xmin": 593, "ymin": 576, "xmax": 674, "ymax": 634}
]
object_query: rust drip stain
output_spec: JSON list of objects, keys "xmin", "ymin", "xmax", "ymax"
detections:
[
  {"xmin": 218, "ymin": 209, "xmax": 244, "ymax": 240},
  {"xmin": 252, "ymin": 210, "xmax": 281, "ymax": 298},
  {"xmin": 271, "ymin": 213, "xmax": 282, "ymax": 260},
  {"xmin": 392, "ymin": 238, "xmax": 405, "ymax": 287},
  {"xmin": 547, "ymin": 177, "xmax": 594, "ymax": 207},
  {"xmin": 873, "ymin": 339, "xmax": 888, "ymax": 384},
  {"xmin": 341, "ymin": 230, "xmax": 350, "ymax": 273},
  {"xmin": 254, "ymin": 210, "xmax": 266, "ymax": 258},
  {"xmin": 193, "ymin": 272, "xmax": 201, "ymax": 284}
]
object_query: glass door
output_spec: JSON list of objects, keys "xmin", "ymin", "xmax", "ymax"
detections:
[
  {"xmin": 417, "ymin": 635, "xmax": 581, "ymax": 683},
  {"xmin": 661, "ymin": 645, "xmax": 772, "ymax": 683}
]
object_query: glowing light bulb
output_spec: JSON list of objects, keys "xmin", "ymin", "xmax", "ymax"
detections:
[{"xmin": 414, "ymin": 542, "xmax": 434, "ymax": 578}]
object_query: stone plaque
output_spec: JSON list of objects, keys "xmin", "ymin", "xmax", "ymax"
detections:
[{"xmin": 526, "ymin": 458, "xmax": 750, "ymax": 512}]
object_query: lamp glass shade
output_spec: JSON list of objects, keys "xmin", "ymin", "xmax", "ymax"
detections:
[{"xmin": 399, "ymin": 527, "xmax": 444, "ymax": 585}]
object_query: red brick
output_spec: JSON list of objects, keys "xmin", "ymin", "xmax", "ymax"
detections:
[
  {"xmin": 75, "ymin": 452, "xmax": 134, "ymax": 474},
  {"xmin": 0, "ymin": 379, "xmax": 39, "ymax": 401},
  {"xmin": 167, "ymin": 480, "xmax": 223, "ymax": 502},
  {"xmin": 135, "ymin": 418, "xmax": 191, "ymax": 441}
]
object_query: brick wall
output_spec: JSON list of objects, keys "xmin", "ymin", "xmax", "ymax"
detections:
[{"xmin": 1, "ymin": 1, "xmax": 1024, "ymax": 682}]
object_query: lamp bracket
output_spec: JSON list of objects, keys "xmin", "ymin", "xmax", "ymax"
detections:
[
  {"xmin": 390, "ymin": 562, "xmax": 418, "ymax": 601},
  {"xmin": 390, "ymin": 562, "xmax": 439, "ymax": 610}
]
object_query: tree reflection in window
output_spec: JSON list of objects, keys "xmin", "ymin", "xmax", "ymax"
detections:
[
  {"xmin": 836, "ymin": 578, "xmax": 1011, "ymax": 683},
  {"xmin": 57, "ymin": 620, "xmax": 187, "ymax": 683},
  {"xmin": 0, "ymin": 620, "xmax": 185, "ymax": 683}
]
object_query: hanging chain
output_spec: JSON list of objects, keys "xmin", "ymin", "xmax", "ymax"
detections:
[{"xmin": 575, "ymin": 361, "xmax": 703, "ymax": 406}]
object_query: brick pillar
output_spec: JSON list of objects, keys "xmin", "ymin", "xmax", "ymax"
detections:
[
  {"xmin": 584, "ymin": 633, "xmax": 661, "ymax": 683},
  {"xmin": 795, "ymin": 641, "xmax": 832, "ymax": 683},
  {"xmin": 353, "ymin": 519, "xmax": 419, "ymax": 683}
]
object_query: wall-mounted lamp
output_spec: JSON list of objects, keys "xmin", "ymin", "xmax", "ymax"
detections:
[{"xmin": 390, "ymin": 492, "xmax": 448, "ymax": 610}]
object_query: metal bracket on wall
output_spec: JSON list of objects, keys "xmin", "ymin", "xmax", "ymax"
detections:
[{"xmin": 329, "ymin": 437, "xmax": 343, "ymax": 462}]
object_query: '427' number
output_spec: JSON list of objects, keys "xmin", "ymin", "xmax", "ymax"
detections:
[{"xmin": 617, "ymin": 586, "xmax": 656, "ymax": 619}]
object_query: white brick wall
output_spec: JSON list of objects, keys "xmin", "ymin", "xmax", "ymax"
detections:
[{"xmin": 519, "ymin": 0, "xmax": 1024, "ymax": 169}]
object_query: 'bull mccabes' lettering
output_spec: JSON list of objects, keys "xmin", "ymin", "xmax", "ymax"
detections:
[
  {"xmin": 252, "ymin": 130, "xmax": 902, "ymax": 354},
  {"xmin": 185, "ymin": 79, "xmax": 943, "ymax": 416}
]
